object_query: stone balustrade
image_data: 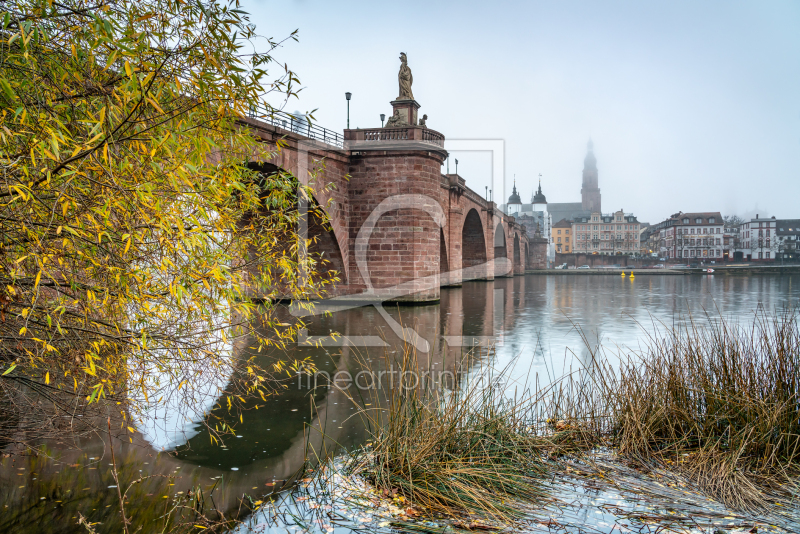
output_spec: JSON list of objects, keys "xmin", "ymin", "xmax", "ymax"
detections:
[{"xmin": 345, "ymin": 125, "xmax": 445, "ymax": 147}]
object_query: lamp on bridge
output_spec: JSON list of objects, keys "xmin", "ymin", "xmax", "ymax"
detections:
[
  {"xmin": 345, "ymin": 92, "xmax": 352, "ymax": 129},
  {"xmin": 380, "ymin": 113, "xmax": 385, "ymax": 127},
  {"xmin": 455, "ymin": 158, "xmax": 458, "ymax": 175}
]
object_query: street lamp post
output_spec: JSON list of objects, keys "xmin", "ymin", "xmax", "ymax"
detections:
[
  {"xmin": 380, "ymin": 114, "xmax": 385, "ymax": 127},
  {"xmin": 345, "ymin": 92, "xmax": 352, "ymax": 129},
  {"xmin": 454, "ymin": 158, "xmax": 458, "ymax": 175}
]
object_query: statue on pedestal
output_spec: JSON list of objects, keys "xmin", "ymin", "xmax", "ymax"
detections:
[
  {"xmin": 418, "ymin": 114, "xmax": 427, "ymax": 127},
  {"xmin": 398, "ymin": 52, "xmax": 414, "ymax": 100}
]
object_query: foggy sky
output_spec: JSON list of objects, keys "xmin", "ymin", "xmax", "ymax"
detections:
[{"xmin": 242, "ymin": 0, "xmax": 800, "ymax": 224}]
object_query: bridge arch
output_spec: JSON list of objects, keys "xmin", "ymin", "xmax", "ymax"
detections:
[
  {"xmin": 461, "ymin": 208, "xmax": 487, "ymax": 280},
  {"xmin": 246, "ymin": 162, "xmax": 348, "ymax": 289},
  {"xmin": 494, "ymin": 223, "xmax": 509, "ymax": 277},
  {"xmin": 439, "ymin": 228, "xmax": 450, "ymax": 284}
]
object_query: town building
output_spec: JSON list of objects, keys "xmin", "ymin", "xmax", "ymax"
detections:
[
  {"xmin": 637, "ymin": 223, "xmax": 651, "ymax": 255},
  {"xmin": 506, "ymin": 180, "xmax": 522, "ymax": 216},
  {"xmin": 571, "ymin": 210, "xmax": 640, "ymax": 255},
  {"xmin": 548, "ymin": 140, "xmax": 598, "ymax": 225},
  {"xmin": 776, "ymin": 220, "xmax": 800, "ymax": 262},
  {"xmin": 737, "ymin": 215, "xmax": 778, "ymax": 261},
  {"xmin": 580, "ymin": 139, "xmax": 601, "ymax": 213},
  {"xmin": 552, "ymin": 219, "xmax": 572, "ymax": 253},
  {"xmin": 655, "ymin": 212, "xmax": 723, "ymax": 261},
  {"xmin": 723, "ymin": 221, "xmax": 741, "ymax": 261},
  {"xmin": 502, "ymin": 178, "xmax": 553, "ymax": 264}
]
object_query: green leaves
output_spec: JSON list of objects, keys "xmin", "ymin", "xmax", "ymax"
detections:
[
  {"xmin": 0, "ymin": 77, "xmax": 16, "ymax": 103},
  {"xmin": 0, "ymin": 0, "xmax": 328, "ymax": 448}
]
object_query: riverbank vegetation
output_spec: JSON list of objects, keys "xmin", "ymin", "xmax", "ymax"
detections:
[
  {"xmin": 334, "ymin": 311, "xmax": 800, "ymax": 528},
  {"xmin": 346, "ymin": 350, "xmax": 552, "ymax": 523},
  {"xmin": 0, "ymin": 0, "xmax": 331, "ymax": 452},
  {"xmin": 605, "ymin": 310, "xmax": 800, "ymax": 512}
]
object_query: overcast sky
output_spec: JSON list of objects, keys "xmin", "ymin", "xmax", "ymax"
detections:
[{"xmin": 242, "ymin": 0, "xmax": 800, "ymax": 224}]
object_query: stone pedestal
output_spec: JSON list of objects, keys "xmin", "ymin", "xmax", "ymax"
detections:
[
  {"xmin": 390, "ymin": 99, "xmax": 420, "ymax": 126},
  {"xmin": 528, "ymin": 236, "xmax": 549, "ymax": 270}
]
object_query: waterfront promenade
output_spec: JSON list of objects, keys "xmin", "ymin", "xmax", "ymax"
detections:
[{"xmin": 526, "ymin": 264, "xmax": 800, "ymax": 275}]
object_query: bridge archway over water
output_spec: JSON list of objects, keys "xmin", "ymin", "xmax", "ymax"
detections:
[
  {"xmin": 494, "ymin": 223, "xmax": 509, "ymax": 277},
  {"xmin": 461, "ymin": 208, "xmax": 488, "ymax": 281},
  {"xmin": 245, "ymin": 162, "xmax": 348, "ymax": 291}
]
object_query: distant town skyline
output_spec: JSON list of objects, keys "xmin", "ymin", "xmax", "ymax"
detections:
[{"xmin": 243, "ymin": 0, "xmax": 800, "ymax": 224}]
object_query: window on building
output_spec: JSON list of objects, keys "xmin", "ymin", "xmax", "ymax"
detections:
[
  {"xmin": 683, "ymin": 218, "xmax": 689, "ymax": 224},
  {"xmin": 709, "ymin": 217, "xmax": 715, "ymax": 223},
  {"xmin": 557, "ymin": 237, "xmax": 561, "ymax": 243},
  {"xmin": 557, "ymin": 230, "xmax": 561, "ymax": 235},
  {"xmin": 566, "ymin": 229, "xmax": 570, "ymax": 234},
  {"xmin": 766, "ymin": 252, "xmax": 770, "ymax": 259},
  {"xmin": 696, "ymin": 218, "xmax": 702, "ymax": 224}
]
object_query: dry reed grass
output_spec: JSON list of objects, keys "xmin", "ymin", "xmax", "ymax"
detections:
[
  {"xmin": 326, "ymin": 310, "xmax": 800, "ymax": 523},
  {"xmin": 338, "ymin": 343, "xmax": 602, "ymax": 525},
  {"xmin": 601, "ymin": 309, "xmax": 800, "ymax": 512}
]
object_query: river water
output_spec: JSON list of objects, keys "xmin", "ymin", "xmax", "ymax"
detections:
[{"xmin": 2, "ymin": 274, "xmax": 799, "ymax": 533}]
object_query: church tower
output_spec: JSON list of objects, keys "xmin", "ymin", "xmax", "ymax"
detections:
[
  {"xmin": 507, "ymin": 179, "xmax": 522, "ymax": 215},
  {"xmin": 581, "ymin": 139, "xmax": 601, "ymax": 212}
]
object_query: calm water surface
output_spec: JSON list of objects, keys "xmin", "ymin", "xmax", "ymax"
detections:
[{"xmin": 2, "ymin": 274, "xmax": 798, "ymax": 532}]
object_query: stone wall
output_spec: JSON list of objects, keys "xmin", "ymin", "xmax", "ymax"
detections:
[
  {"xmin": 347, "ymin": 150, "xmax": 446, "ymax": 302},
  {"xmin": 554, "ymin": 253, "xmax": 661, "ymax": 269},
  {"xmin": 528, "ymin": 237, "xmax": 549, "ymax": 270}
]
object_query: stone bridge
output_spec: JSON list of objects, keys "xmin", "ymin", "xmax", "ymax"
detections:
[{"xmin": 239, "ymin": 112, "xmax": 543, "ymax": 303}]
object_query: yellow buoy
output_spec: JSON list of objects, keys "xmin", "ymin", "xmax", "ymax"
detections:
[
  {"xmin": 621, "ymin": 271, "xmax": 626, "ymax": 277},
  {"xmin": 630, "ymin": 272, "xmax": 635, "ymax": 279}
]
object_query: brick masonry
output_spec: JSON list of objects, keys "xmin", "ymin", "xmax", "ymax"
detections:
[{"xmin": 237, "ymin": 117, "xmax": 532, "ymax": 303}]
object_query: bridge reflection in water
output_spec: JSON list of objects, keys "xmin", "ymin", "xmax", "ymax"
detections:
[{"xmin": 1, "ymin": 274, "xmax": 798, "ymax": 530}]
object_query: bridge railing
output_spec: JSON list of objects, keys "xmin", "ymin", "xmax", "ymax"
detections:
[
  {"xmin": 246, "ymin": 106, "xmax": 344, "ymax": 149},
  {"xmin": 350, "ymin": 126, "xmax": 445, "ymax": 147}
]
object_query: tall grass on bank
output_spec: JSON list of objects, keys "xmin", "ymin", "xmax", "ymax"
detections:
[
  {"xmin": 605, "ymin": 310, "xmax": 800, "ymax": 512},
  {"xmin": 326, "ymin": 310, "xmax": 800, "ymax": 523},
  {"xmin": 340, "ymin": 345, "xmax": 599, "ymax": 524}
]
